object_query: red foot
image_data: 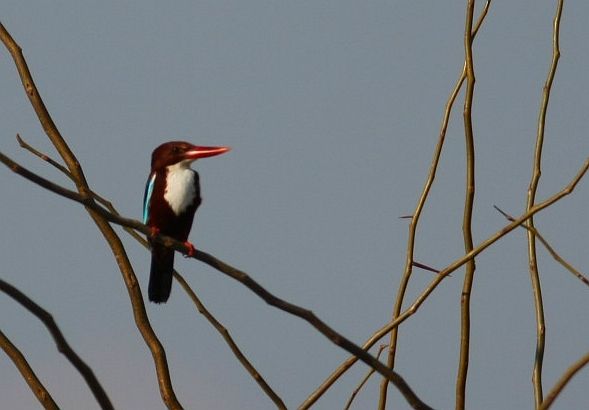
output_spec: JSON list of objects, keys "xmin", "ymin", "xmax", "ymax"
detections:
[
  {"xmin": 149, "ymin": 226, "xmax": 160, "ymax": 238},
  {"xmin": 183, "ymin": 241, "xmax": 196, "ymax": 257}
]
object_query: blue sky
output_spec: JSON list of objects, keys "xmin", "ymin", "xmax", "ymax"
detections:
[{"xmin": 1, "ymin": 1, "xmax": 588, "ymax": 409}]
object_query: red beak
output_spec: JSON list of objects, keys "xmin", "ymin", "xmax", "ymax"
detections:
[{"xmin": 184, "ymin": 145, "xmax": 231, "ymax": 160}]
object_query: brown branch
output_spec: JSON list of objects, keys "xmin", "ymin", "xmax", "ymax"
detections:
[
  {"xmin": 107, "ymin": 212, "xmax": 286, "ymax": 409},
  {"xmin": 412, "ymin": 261, "xmax": 440, "ymax": 275},
  {"xmin": 0, "ymin": 328, "xmax": 59, "ymax": 410},
  {"xmin": 302, "ymin": 154, "xmax": 588, "ymax": 409},
  {"xmin": 344, "ymin": 345, "xmax": 388, "ymax": 410},
  {"xmin": 493, "ymin": 206, "xmax": 589, "ymax": 287},
  {"xmin": 174, "ymin": 273, "xmax": 287, "ymax": 409},
  {"xmin": 527, "ymin": 1, "xmax": 564, "ymax": 406},
  {"xmin": 539, "ymin": 349, "xmax": 589, "ymax": 410},
  {"xmin": 16, "ymin": 75, "xmax": 282, "ymax": 409},
  {"xmin": 0, "ymin": 23, "xmax": 88, "ymax": 189},
  {"xmin": 380, "ymin": 157, "xmax": 588, "ymax": 342},
  {"xmin": 102, "ymin": 203, "xmax": 285, "ymax": 409},
  {"xmin": 378, "ymin": 2, "xmax": 491, "ymax": 408},
  {"xmin": 194, "ymin": 252, "xmax": 434, "ymax": 410},
  {"xmin": 0, "ymin": 22, "xmax": 182, "ymax": 409},
  {"xmin": 17, "ymin": 133, "xmax": 73, "ymax": 179},
  {"xmin": 133, "ymin": 230, "xmax": 286, "ymax": 409},
  {"xmin": 4, "ymin": 131, "xmax": 589, "ymax": 410},
  {"xmin": 0, "ymin": 153, "xmax": 434, "ymax": 410},
  {"xmin": 0, "ymin": 279, "xmax": 113, "ymax": 409},
  {"xmin": 456, "ymin": 1, "xmax": 477, "ymax": 408}
]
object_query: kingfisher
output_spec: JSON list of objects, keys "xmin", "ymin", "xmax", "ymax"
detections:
[{"xmin": 143, "ymin": 141, "xmax": 230, "ymax": 303}]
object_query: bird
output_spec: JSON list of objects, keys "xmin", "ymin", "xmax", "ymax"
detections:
[{"xmin": 143, "ymin": 141, "xmax": 230, "ymax": 303}]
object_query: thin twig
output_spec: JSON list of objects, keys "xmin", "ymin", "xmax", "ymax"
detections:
[
  {"xmin": 15, "ymin": 134, "xmax": 287, "ymax": 409},
  {"xmin": 2, "ymin": 150, "xmax": 588, "ymax": 372},
  {"xmin": 493, "ymin": 206, "xmax": 589, "ymax": 287},
  {"xmin": 0, "ymin": 279, "xmax": 114, "ymax": 409},
  {"xmin": 0, "ymin": 328, "xmax": 59, "ymax": 410},
  {"xmin": 539, "ymin": 349, "xmax": 589, "ymax": 410},
  {"xmin": 0, "ymin": 152, "xmax": 434, "ymax": 410},
  {"xmin": 174, "ymin": 273, "xmax": 287, "ymax": 409},
  {"xmin": 344, "ymin": 345, "xmax": 388, "ymax": 410},
  {"xmin": 301, "ymin": 155, "xmax": 588, "ymax": 409},
  {"xmin": 456, "ymin": 1, "xmax": 477, "ymax": 408},
  {"xmin": 412, "ymin": 261, "xmax": 440, "ymax": 274},
  {"xmin": 378, "ymin": 2, "xmax": 491, "ymax": 408},
  {"xmin": 16, "ymin": 133, "xmax": 73, "ymax": 178},
  {"xmin": 527, "ymin": 1, "xmax": 564, "ymax": 406},
  {"xmin": 0, "ymin": 22, "xmax": 183, "ymax": 409}
]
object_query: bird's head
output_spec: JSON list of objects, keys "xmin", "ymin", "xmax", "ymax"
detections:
[{"xmin": 151, "ymin": 141, "xmax": 230, "ymax": 171}]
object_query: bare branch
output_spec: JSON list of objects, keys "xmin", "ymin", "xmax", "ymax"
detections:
[
  {"xmin": 4, "ymin": 129, "xmax": 589, "ymax": 410},
  {"xmin": 0, "ymin": 23, "xmax": 88, "ymax": 189},
  {"xmin": 0, "ymin": 279, "xmax": 114, "ymax": 409},
  {"xmin": 174, "ymin": 273, "xmax": 287, "ymax": 409},
  {"xmin": 526, "ymin": 0, "xmax": 564, "ymax": 405},
  {"xmin": 456, "ymin": 0, "xmax": 478, "ymax": 407},
  {"xmin": 0, "ymin": 22, "xmax": 182, "ymax": 409},
  {"xmin": 0, "ymin": 153, "xmax": 434, "ymax": 410},
  {"xmin": 378, "ymin": 2, "xmax": 491, "ymax": 408},
  {"xmin": 302, "ymin": 155, "xmax": 588, "ymax": 409},
  {"xmin": 494, "ymin": 206, "xmax": 589, "ymax": 287},
  {"xmin": 16, "ymin": 133, "xmax": 73, "ymax": 179},
  {"xmin": 344, "ymin": 345, "xmax": 388, "ymax": 410},
  {"xmin": 13, "ymin": 65, "xmax": 283, "ymax": 410},
  {"xmin": 412, "ymin": 261, "xmax": 440, "ymax": 275},
  {"xmin": 540, "ymin": 350, "xmax": 589, "ymax": 410},
  {"xmin": 0, "ymin": 328, "xmax": 59, "ymax": 410}
]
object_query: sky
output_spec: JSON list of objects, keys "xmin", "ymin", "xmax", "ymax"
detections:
[{"xmin": 1, "ymin": 1, "xmax": 588, "ymax": 409}]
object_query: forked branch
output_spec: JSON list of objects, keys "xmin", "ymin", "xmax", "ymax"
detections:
[
  {"xmin": 0, "ymin": 21, "xmax": 182, "ymax": 409},
  {"xmin": 0, "ymin": 279, "xmax": 113, "ymax": 409}
]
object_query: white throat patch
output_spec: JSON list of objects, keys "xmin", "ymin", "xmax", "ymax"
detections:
[{"xmin": 164, "ymin": 160, "xmax": 196, "ymax": 215}]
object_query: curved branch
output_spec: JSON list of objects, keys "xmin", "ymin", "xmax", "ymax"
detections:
[
  {"xmin": 494, "ymin": 206, "xmax": 589, "ymax": 288},
  {"xmin": 540, "ymin": 350, "xmax": 589, "ymax": 410},
  {"xmin": 526, "ymin": 1, "xmax": 564, "ymax": 405},
  {"xmin": 16, "ymin": 134, "xmax": 286, "ymax": 409},
  {"xmin": 0, "ymin": 328, "xmax": 59, "ymax": 410},
  {"xmin": 302, "ymin": 155, "xmax": 588, "ymax": 409},
  {"xmin": 0, "ymin": 152, "xmax": 434, "ymax": 410},
  {"xmin": 3, "ymin": 148, "xmax": 589, "ymax": 409},
  {"xmin": 378, "ymin": 2, "xmax": 491, "ymax": 407},
  {"xmin": 174, "ymin": 272, "xmax": 287, "ymax": 409},
  {"xmin": 344, "ymin": 345, "xmax": 387, "ymax": 410},
  {"xmin": 0, "ymin": 279, "xmax": 113, "ymax": 409},
  {"xmin": 0, "ymin": 22, "xmax": 182, "ymax": 409},
  {"xmin": 0, "ymin": 23, "xmax": 88, "ymax": 189},
  {"xmin": 456, "ymin": 1, "xmax": 477, "ymax": 408}
]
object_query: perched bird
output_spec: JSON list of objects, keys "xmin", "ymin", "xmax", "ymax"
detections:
[{"xmin": 143, "ymin": 141, "xmax": 230, "ymax": 303}]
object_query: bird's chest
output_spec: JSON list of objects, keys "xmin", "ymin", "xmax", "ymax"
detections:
[{"xmin": 164, "ymin": 167, "xmax": 197, "ymax": 216}]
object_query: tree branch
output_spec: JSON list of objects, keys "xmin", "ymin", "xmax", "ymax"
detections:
[
  {"xmin": 302, "ymin": 154, "xmax": 588, "ymax": 409},
  {"xmin": 456, "ymin": 1, "xmax": 477, "ymax": 408},
  {"xmin": 0, "ymin": 278, "xmax": 113, "ymax": 409},
  {"xmin": 0, "ymin": 328, "xmax": 59, "ymax": 410},
  {"xmin": 0, "ymin": 22, "xmax": 183, "ymax": 409},
  {"xmin": 494, "ymin": 206, "xmax": 589, "ymax": 288},
  {"xmin": 526, "ymin": 1, "xmax": 564, "ymax": 405},
  {"xmin": 344, "ymin": 345, "xmax": 387, "ymax": 410},
  {"xmin": 378, "ymin": 1, "xmax": 491, "ymax": 407},
  {"xmin": 540, "ymin": 349, "xmax": 589, "ymax": 410},
  {"xmin": 0, "ymin": 154, "xmax": 434, "ymax": 410}
]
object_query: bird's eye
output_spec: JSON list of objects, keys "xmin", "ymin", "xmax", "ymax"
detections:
[{"xmin": 172, "ymin": 146, "xmax": 181, "ymax": 154}]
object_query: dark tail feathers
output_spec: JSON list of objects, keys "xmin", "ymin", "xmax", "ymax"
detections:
[{"xmin": 148, "ymin": 244, "xmax": 175, "ymax": 303}]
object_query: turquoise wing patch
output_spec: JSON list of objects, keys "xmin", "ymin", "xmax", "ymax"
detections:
[{"xmin": 143, "ymin": 173, "xmax": 156, "ymax": 224}]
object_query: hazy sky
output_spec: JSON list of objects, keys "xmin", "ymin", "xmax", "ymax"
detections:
[{"xmin": 1, "ymin": 1, "xmax": 588, "ymax": 409}]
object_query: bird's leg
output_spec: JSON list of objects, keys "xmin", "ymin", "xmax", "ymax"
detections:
[
  {"xmin": 183, "ymin": 241, "xmax": 196, "ymax": 258},
  {"xmin": 148, "ymin": 226, "xmax": 160, "ymax": 238}
]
